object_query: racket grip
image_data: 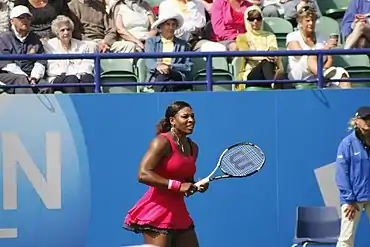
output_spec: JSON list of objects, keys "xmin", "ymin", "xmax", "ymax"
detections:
[{"xmin": 194, "ymin": 177, "xmax": 210, "ymax": 187}]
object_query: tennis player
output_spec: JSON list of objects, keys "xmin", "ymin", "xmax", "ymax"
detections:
[
  {"xmin": 336, "ymin": 106, "xmax": 370, "ymax": 247},
  {"xmin": 124, "ymin": 101, "xmax": 208, "ymax": 247}
]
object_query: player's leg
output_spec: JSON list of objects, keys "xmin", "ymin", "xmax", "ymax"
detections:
[
  {"xmin": 143, "ymin": 231, "xmax": 172, "ymax": 247},
  {"xmin": 173, "ymin": 228, "xmax": 200, "ymax": 247}
]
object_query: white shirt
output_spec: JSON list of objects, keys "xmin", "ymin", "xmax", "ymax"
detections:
[
  {"xmin": 158, "ymin": 0, "xmax": 206, "ymax": 41},
  {"xmin": 44, "ymin": 38, "xmax": 94, "ymax": 82},
  {"xmin": 286, "ymin": 30, "xmax": 327, "ymax": 81},
  {"xmin": 114, "ymin": 2, "xmax": 150, "ymax": 40}
]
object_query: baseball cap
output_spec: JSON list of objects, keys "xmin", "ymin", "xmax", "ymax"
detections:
[
  {"xmin": 355, "ymin": 106, "xmax": 370, "ymax": 119},
  {"xmin": 10, "ymin": 5, "xmax": 32, "ymax": 19}
]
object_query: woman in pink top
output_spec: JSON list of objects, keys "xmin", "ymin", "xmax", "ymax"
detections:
[
  {"xmin": 124, "ymin": 101, "xmax": 209, "ymax": 247},
  {"xmin": 211, "ymin": 0, "xmax": 252, "ymax": 50}
]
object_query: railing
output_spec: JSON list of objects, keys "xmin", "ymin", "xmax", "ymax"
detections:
[{"xmin": 1, "ymin": 48, "xmax": 370, "ymax": 93}]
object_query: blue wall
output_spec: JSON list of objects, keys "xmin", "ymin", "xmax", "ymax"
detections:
[{"xmin": 0, "ymin": 89, "xmax": 370, "ymax": 247}]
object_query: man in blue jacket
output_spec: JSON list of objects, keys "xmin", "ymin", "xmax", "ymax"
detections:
[{"xmin": 336, "ymin": 106, "xmax": 370, "ymax": 247}]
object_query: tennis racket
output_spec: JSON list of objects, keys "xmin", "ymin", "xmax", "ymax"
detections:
[{"xmin": 194, "ymin": 142, "xmax": 266, "ymax": 188}]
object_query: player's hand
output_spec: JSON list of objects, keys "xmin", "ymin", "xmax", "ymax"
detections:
[
  {"xmin": 197, "ymin": 178, "xmax": 209, "ymax": 193},
  {"xmin": 344, "ymin": 203, "xmax": 359, "ymax": 220},
  {"xmin": 180, "ymin": 182, "xmax": 197, "ymax": 196}
]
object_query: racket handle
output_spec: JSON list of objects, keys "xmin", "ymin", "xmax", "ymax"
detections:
[{"xmin": 194, "ymin": 177, "xmax": 210, "ymax": 187}]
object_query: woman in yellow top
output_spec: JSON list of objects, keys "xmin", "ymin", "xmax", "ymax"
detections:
[{"xmin": 235, "ymin": 5, "xmax": 284, "ymax": 91}]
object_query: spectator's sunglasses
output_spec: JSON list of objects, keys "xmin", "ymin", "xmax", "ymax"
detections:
[
  {"xmin": 297, "ymin": 5, "xmax": 316, "ymax": 15},
  {"xmin": 247, "ymin": 16, "xmax": 262, "ymax": 22}
]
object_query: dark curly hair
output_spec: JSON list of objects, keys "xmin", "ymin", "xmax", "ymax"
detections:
[{"xmin": 155, "ymin": 101, "xmax": 192, "ymax": 135}]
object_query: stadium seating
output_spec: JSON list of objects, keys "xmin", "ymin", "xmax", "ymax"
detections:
[
  {"xmin": 317, "ymin": 0, "xmax": 350, "ymax": 20},
  {"xmin": 292, "ymin": 206, "xmax": 340, "ymax": 247},
  {"xmin": 333, "ymin": 54, "xmax": 370, "ymax": 87},
  {"xmin": 100, "ymin": 59, "xmax": 138, "ymax": 93},
  {"xmin": 316, "ymin": 16, "xmax": 341, "ymax": 44},
  {"xmin": 263, "ymin": 17, "xmax": 294, "ymax": 48},
  {"xmin": 190, "ymin": 57, "xmax": 233, "ymax": 91}
]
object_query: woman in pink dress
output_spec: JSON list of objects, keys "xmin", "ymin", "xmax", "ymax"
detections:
[{"xmin": 124, "ymin": 101, "xmax": 209, "ymax": 247}]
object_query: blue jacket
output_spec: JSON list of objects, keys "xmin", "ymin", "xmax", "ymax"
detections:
[
  {"xmin": 144, "ymin": 35, "xmax": 193, "ymax": 80},
  {"xmin": 335, "ymin": 130, "xmax": 370, "ymax": 205},
  {"xmin": 341, "ymin": 0, "xmax": 370, "ymax": 38}
]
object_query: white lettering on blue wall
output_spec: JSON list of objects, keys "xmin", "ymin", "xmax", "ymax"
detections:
[
  {"xmin": 2, "ymin": 132, "xmax": 62, "ymax": 210},
  {"xmin": 0, "ymin": 228, "xmax": 17, "ymax": 239}
]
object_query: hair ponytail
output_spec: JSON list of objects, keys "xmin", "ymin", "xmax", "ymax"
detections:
[{"xmin": 156, "ymin": 118, "xmax": 171, "ymax": 135}]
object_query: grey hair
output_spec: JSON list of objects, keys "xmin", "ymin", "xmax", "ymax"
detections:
[
  {"xmin": 51, "ymin": 15, "xmax": 74, "ymax": 36},
  {"xmin": 348, "ymin": 117, "xmax": 357, "ymax": 131}
]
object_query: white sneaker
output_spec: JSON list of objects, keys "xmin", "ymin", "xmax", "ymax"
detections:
[{"xmin": 323, "ymin": 67, "xmax": 337, "ymax": 79}]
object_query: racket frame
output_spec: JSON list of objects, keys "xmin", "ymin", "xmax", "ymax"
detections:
[{"xmin": 194, "ymin": 142, "xmax": 265, "ymax": 187}]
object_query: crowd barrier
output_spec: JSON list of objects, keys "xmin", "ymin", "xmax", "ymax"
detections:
[{"xmin": 1, "ymin": 48, "xmax": 370, "ymax": 92}]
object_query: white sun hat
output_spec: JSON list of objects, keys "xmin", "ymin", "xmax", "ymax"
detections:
[{"xmin": 151, "ymin": 11, "xmax": 184, "ymax": 30}]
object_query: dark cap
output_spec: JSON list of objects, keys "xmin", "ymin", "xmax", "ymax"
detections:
[{"xmin": 355, "ymin": 106, "xmax": 370, "ymax": 118}]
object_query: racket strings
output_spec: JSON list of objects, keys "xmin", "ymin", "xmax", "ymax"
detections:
[{"xmin": 220, "ymin": 145, "xmax": 265, "ymax": 176}]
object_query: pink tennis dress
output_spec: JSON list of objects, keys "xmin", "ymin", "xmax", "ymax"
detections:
[{"xmin": 124, "ymin": 133, "xmax": 196, "ymax": 233}]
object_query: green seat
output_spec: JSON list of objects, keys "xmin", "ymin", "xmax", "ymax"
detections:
[
  {"xmin": 146, "ymin": 0, "xmax": 161, "ymax": 6},
  {"xmin": 316, "ymin": 16, "xmax": 341, "ymax": 44},
  {"xmin": 295, "ymin": 84, "xmax": 318, "ymax": 90},
  {"xmin": 333, "ymin": 54, "xmax": 370, "ymax": 87},
  {"xmin": 100, "ymin": 59, "xmax": 138, "ymax": 93},
  {"xmin": 263, "ymin": 17, "xmax": 294, "ymax": 48},
  {"xmin": 136, "ymin": 58, "xmax": 159, "ymax": 92},
  {"xmin": 244, "ymin": 87, "xmax": 272, "ymax": 91},
  {"xmin": 191, "ymin": 57, "xmax": 233, "ymax": 91},
  {"xmin": 317, "ymin": 0, "xmax": 350, "ymax": 19}
]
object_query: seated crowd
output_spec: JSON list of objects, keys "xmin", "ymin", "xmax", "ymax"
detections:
[{"xmin": 0, "ymin": 0, "xmax": 363, "ymax": 93}]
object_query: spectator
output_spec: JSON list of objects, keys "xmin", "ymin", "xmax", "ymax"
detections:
[
  {"xmin": 0, "ymin": 0, "xmax": 14, "ymax": 33},
  {"xmin": 145, "ymin": 11, "xmax": 192, "ymax": 92},
  {"xmin": 44, "ymin": 15, "xmax": 94, "ymax": 94},
  {"xmin": 259, "ymin": 0, "xmax": 283, "ymax": 17},
  {"xmin": 342, "ymin": 0, "xmax": 370, "ymax": 49},
  {"xmin": 210, "ymin": 0, "xmax": 252, "ymax": 51},
  {"xmin": 14, "ymin": 0, "xmax": 70, "ymax": 43},
  {"xmin": 200, "ymin": 0, "xmax": 212, "ymax": 13},
  {"xmin": 235, "ymin": 5, "xmax": 284, "ymax": 90},
  {"xmin": 286, "ymin": 6, "xmax": 351, "ymax": 89},
  {"xmin": 335, "ymin": 106, "xmax": 370, "ymax": 247},
  {"xmin": 158, "ymin": 0, "xmax": 225, "ymax": 51},
  {"xmin": 68, "ymin": 0, "xmax": 136, "ymax": 53},
  {"xmin": 0, "ymin": 5, "xmax": 47, "ymax": 94},
  {"xmin": 251, "ymin": 0, "xmax": 321, "ymax": 22},
  {"xmin": 106, "ymin": 0, "xmax": 157, "ymax": 52}
]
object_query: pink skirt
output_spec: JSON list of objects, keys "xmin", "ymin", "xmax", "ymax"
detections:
[{"xmin": 124, "ymin": 189, "xmax": 194, "ymax": 233}]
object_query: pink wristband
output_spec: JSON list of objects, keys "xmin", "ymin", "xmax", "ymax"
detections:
[{"xmin": 168, "ymin": 179, "xmax": 182, "ymax": 191}]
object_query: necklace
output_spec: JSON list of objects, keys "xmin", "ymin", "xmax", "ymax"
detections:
[{"xmin": 171, "ymin": 129, "xmax": 185, "ymax": 152}]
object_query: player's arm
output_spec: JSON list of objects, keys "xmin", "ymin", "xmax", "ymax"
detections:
[{"xmin": 138, "ymin": 136, "xmax": 171, "ymax": 188}]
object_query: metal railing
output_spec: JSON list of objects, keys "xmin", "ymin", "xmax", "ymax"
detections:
[{"xmin": 1, "ymin": 48, "xmax": 370, "ymax": 93}]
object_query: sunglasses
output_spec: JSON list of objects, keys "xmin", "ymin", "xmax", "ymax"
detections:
[{"xmin": 247, "ymin": 16, "xmax": 262, "ymax": 22}]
